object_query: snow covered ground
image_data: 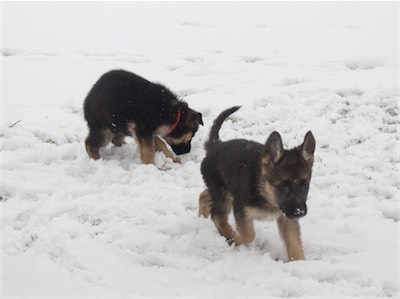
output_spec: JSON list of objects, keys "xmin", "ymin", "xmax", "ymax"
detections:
[{"xmin": 1, "ymin": 2, "xmax": 399, "ymax": 297}]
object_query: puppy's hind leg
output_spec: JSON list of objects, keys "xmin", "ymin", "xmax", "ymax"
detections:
[
  {"xmin": 198, "ymin": 189, "xmax": 211, "ymax": 218},
  {"xmin": 85, "ymin": 127, "xmax": 113, "ymax": 160},
  {"xmin": 209, "ymin": 187, "xmax": 235, "ymax": 244},
  {"xmin": 112, "ymin": 134, "xmax": 127, "ymax": 147}
]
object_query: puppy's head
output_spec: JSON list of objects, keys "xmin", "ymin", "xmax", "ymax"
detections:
[
  {"xmin": 164, "ymin": 107, "xmax": 203, "ymax": 155},
  {"xmin": 261, "ymin": 131, "xmax": 316, "ymax": 219}
]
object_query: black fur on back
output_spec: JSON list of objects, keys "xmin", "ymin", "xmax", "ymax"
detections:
[
  {"xmin": 83, "ymin": 69, "xmax": 188, "ymax": 139},
  {"xmin": 202, "ymin": 139, "xmax": 266, "ymax": 212},
  {"xmin": 201, "ymin": 106, "xmax": 266, "ymax": 211}
]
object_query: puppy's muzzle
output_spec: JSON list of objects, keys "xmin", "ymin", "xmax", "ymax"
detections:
[{"xmin": 171, "ymin": 142, "xmax": 191, "ymax": 155}]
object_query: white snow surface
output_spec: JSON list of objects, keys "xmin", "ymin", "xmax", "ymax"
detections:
[{"xmin": 1, "ymin": 2, "xmax": 399, "ymax": 298}]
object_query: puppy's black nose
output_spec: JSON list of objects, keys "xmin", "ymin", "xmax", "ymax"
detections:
[
  {"xmin": 286, "ymin": 206, "xmax": 307, "ymax": 219},
  {"xmin": 294, "ymin": 207, "xmax": 307, "ymax": 217}
]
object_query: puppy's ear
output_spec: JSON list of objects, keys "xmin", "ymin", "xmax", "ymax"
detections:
[
  {"xmin": 188, "ymin": 110, "xmax": 203, "ymax": 127},
  {"xmin": 196, "ymin": 112, "xmax": 204, "ymax": 126},
  {"xmin": 263, "ymin": 131, "xmax": 284, "ymax": 166},
  {"xmin": 301, "ymin": 131, "xmax": 315, "ymax": 164}
]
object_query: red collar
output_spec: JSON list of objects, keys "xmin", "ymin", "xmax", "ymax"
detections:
[
  {"xmin": 259, "ymin": 192, "xmax": 273, "ymax": 208},
  {"xmin": 169, "ymin": 108, "xmax": 182, "ymax": 133},
  {"xmin": 264, "ymin": 201, "xmax": 273, "ymax": 208}
]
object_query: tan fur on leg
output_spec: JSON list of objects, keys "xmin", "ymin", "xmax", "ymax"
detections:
[
  {"xmin": 198, "ymin": 189, "xmax": 211, "ymax": 218},
  {"xmin": 87, "ymin": 128, "xmax": 114, "ymax": 160},
  {"xmin": 85, "ymin": 143, "xmax": 100, "ymax": 160},
  {"xmin": 234, "ymin": 218, "xmax": 255, "ymax": 245},
  {"xmin": 277, "ymin": 215, "xmax": 305, "ymax": 261},
  {"xmin": 103, "ymin": 128, "xmax": 114, "ymax": 145},
  {"xmin": 138, "ymin": 138, "xmax": 155, "ymax": 165},
  {"xmin": 85, "ymin": 128, "xmax": 114, "ymax": 160},
  {"xmin": 112, "ymin": 134, "xmax": 126, "ymax": 146},
  {"xmin": 212, "ymin": 214, "xmax": 236, "ymax": 245}
]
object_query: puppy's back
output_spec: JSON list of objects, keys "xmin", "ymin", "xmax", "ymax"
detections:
[{"xmin": 83, "ymin": 70, "xmax": 178, "ymax": 128}]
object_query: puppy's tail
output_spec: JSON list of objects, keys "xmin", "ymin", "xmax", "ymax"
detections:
[{"xmin": 205, "ymin": 106, "xmax": 241, "ymax": 152}]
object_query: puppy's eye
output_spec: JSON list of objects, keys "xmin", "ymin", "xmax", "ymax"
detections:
[
  {"xmin": 300, "ymin": 181, "xmax": 309, "ymax": 191},
  {"xmin": 278, "ymin": 181, "xmax": 290, "ymax": 192}
]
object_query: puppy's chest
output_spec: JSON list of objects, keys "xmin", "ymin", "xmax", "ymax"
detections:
[
  {"xmin": 155, "ymin": 124, "xmax": 173, "ymax": 136},
  {"xmin": 245, "ymin": 206, "xmax": 282, "ymax": 220},
  {"xmin": 245, "ymin": 194, "xmax": 282, "ymax": 220}
]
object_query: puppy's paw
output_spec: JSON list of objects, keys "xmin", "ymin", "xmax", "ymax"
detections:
[
  {"xmin": 172, "ymin": 156, "xmax": 182, "ymax": 164},
  {"xmin": 227, "ymin": 238, "xmax": 235, "ymax": 246}
]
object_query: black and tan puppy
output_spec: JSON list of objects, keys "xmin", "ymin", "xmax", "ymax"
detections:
[
  {"xmin": 83, "ymin": 70, "xmax": 203, "ymax": 166},
  {"xmin": 199, "ymin": 106, "xmax": 315, "ymax": 261}
]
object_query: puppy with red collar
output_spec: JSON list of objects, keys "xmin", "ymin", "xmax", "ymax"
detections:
[{"xmin": 83, "ymin": 70, "xmax": 203, "ymax": 166}]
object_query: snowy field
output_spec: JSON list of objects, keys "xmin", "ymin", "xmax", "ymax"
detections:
[{"xmin": 1, "ymin": 2, "xmax": 399, "ymax": 298}]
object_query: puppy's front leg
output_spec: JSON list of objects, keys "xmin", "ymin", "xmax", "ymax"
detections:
[
  {"xmin": 212, "ymin": 213, "xmax": 236, "ymax": 245},
  {"xmin": 138, "ymin": 136, "xmax": 156, "ymax": 165},
  {"xmin": 234, "ymin": 217, "xmax": 255, "ymax": 246},
  {"xmin": 154, "ymin": 136, "xmax": 181, "ymax": 163},
  {"xmin": 277, "ymin": 215, "xmax": 305, "ymax": 261}
]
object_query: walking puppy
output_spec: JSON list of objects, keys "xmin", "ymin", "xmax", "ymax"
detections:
[
  {"xmin": 199, "ymin": 106, "xmax": 315, "ymax": 261},
  {"xmin": 83, "ymin": 70, "xmax": 203, "ymax": 165}
]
